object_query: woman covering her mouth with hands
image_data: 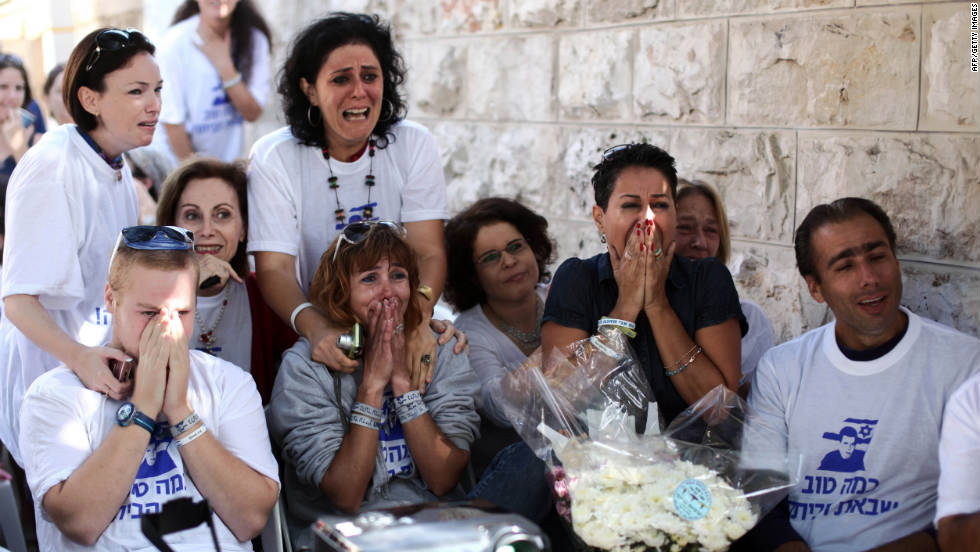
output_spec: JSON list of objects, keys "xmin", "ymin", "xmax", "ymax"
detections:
[
  {"xmin": 267, "ymin": 221, "xmax": 479, "ymax": 548},
  {"xmin": 541, "ymin": 143, "xmax": 747, "ymax": 426}
]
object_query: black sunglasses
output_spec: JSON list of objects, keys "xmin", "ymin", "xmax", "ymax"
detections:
[
  {"xmin": 85, "ymin": 28, "xmax": 145, "ymax": 72},
  {"xmin": 601, "ymin": 143, "xmax": 637, "ymax": 160},
  {"xmin": 121, "ymin": 225, "xmax": 194, "ymax": 251}
]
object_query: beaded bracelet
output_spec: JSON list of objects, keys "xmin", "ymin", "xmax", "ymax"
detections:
[
  {"xmin": 170, "ymin": 411, "xmax": 200, "ymax": 437},
  {"xmin": 598, "ymin": 317, "xmax": 637, "ymax": 338},
  {"xmin": 175, "ymin": 424, "xmax": 207, "ymax": 447},
  {"xmin": 665, "ymin": 345, "xmax": 703, "ymax": 377},
  {"xmin": 350, "ymin": 413, "xmax": 381, "ymax": 431}
]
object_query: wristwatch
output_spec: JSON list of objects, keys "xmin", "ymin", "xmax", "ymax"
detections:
[{"xmin": 116, "ymin": 401, "xmax": 156, "ymax": 434}]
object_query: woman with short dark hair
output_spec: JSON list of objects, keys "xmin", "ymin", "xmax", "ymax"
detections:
[
  {"xmin": 0, "ymin": 28, "xmax": 159, "ymax": 464},
  {"xmin": 248, "ymin": 13, "xmax": 453, "ymax": 388},
  {"xmin": 0, "ymin": 53, "xmax": 42, "ymax": 187}
]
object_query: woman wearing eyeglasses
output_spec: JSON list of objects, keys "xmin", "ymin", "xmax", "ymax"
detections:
[
  {"xmin": 0, "ymin": 28, "xmax": 159, "ymax": 464},
  {"xmin": 267, "ymin": 221, "xmax": 479, "ymax": 546},
  {"xmin": 541, "ymin": 143, "xmax": 746, "ymax": 427},
  {"xmin": 248, "ymin": 13, "xmax": 454, "ymax": 390},
  {"xmin": 155, "ymin": 0, "xmax": 271, "ymax": 163},
  {"xmin": 155, "ymin": 158, "xmax": 297, "ymax": 402}
]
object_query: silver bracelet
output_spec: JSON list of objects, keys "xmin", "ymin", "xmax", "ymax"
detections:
[
  {"xmin": 175, "ymin": 424, "xmax": 207, "ymax": 447},
  {"xmin": 289, "ymin": 302, "xmax": 314, "ymax": 333},
  {"xmin": 352, "ymin": 402, "xmax": 382, "ymax": 421},
  {"xmin": 170, "ymin": 411, "xmax": 200, "ymax": 437},
  {"xmin": 350, "ymin": 413, "xmax": 380, "ymax": 431},
  {"xmin": 221, "ymin": 72, "xmax": 243, "ymax": 90}
]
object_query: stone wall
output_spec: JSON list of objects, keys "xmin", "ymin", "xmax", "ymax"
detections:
[{"xmin": 249, "ymin": 0, "xmax": 980, "ymax": 342}]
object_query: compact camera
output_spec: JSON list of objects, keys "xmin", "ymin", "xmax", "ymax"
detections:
[{"xmin": 336, "ymin": 323, "xmax": 364, "ymax": 359}]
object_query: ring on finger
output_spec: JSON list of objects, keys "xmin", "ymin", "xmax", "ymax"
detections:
[
  {"xmin": 421, "ymin": 354, "xmax": 432, "ymax": 365},
  {"xmin": 653, "ymin": 247, "xmax": 664, "ymax": 259},
  {"xmin": 394, "ymin": 323, "xmax": 404, "ymax": 334}
]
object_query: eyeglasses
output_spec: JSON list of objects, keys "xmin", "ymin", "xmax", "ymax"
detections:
[
  {"xmin": 475, "ymin": 239, "xmax": 529, "ymax": 267},
  {"xmin": 332, "ymin": 220, "xmax": 406, "ymax": 262},
  {"xmin": 121, "ymin": 225, "xmax": 194, "ymax": 251},
  {"xmin": 85, "ymin": 28, "xmax": 145, "ymax": 72}
]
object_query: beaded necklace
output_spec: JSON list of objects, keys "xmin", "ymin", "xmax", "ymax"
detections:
[
  {"xmin": 484, "ymin": 295, "xmax": 544, "ymax": 351},
  {"xmin": 322, "ymin": 139, "xmax": 377, "ymax": 224},
  {"xmin": 195, "ymin": 284, "xmax": 230, "ymax": 356}
]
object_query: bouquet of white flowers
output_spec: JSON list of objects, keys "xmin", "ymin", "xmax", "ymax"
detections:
[{"xmin": 498, "ymin": 332, "xmax": 800, "ymax": 552}]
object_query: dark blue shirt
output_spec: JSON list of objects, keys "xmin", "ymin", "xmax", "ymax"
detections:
[{"xmin": 543, "ymin": 252, "xmax": 747, "ymax": 424}]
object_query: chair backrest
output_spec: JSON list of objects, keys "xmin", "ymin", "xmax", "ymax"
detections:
[
  {"xmin": 259, "ymin": 494, "xmax": 289, "ymax": 552},
  {"xmin": 0, "ymin": 480, "xmax": 27, "ymax": 552}
]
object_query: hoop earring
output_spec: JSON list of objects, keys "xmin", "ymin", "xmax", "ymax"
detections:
[
  {"xmin": 380, "ymin": 98, "xmax": 395, "ymax": 123},
  {"xmin": 307, "ymin": 105, "xmax": 321, "ymax": 126},
  {"xmin": 600, "ymin": 233, "xmax": 607, "ymax": 244}
]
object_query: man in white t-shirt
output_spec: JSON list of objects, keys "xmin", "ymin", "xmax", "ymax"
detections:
[
  {"xmin": 935, "ymin": 373, "xmax": 979, "ymax": 550},
  {"xmin": 19, "ymin": 226, "xmax": 279, "ymax": 551},
  {"xmin": 738, "ymin": 198, "xmax": 978, "ymax": 552}
]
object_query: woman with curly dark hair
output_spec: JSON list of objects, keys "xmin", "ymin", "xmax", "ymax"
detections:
[
  {"xmin": 155, "ymin": 0, "xmax": 271, "ymax": 162},
  {"xmin": 248, "ymin": 13, "xmax": 455, "ymax": 389}
]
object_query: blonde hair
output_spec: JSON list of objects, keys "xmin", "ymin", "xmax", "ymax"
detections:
[{"xmin": 676, "ymin": 180, "xmax": 731, "ymax": 265}]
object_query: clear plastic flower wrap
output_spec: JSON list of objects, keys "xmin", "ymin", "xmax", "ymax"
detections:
[{"xmin": 496, "ymin": 330, "xmax": 802, "ymax": 552}]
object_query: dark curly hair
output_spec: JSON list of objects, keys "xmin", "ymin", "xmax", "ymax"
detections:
[
  {"xmin": 591, "ymin": 143, "xmax": 678, "ymax": 210},
  {"xmin": 63, "ymin": 28, "xmax": 156, "ymax": 131},
  {"xmin": 278, "ymin": 12, "xmax": 407, "ymax": 150},
  {"xmin": 171, "ymin": 0, "xmax": 271, "ymax": 85},
  {"xmin": 444, "ymin": 197, "xmax": 555, "ymax": 311},
  {"xmin": 794, "ymin": 197, "xmax": 897, "ymax": 283}
]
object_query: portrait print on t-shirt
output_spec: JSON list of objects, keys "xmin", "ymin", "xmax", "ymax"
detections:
[{"xmin": 817, "ymin": 418, "xmax": 877, "ymax": 473}]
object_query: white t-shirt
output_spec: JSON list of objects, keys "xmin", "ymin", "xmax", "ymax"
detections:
[
  {"xmin": 0, "ymin": 125, "xmax": 138, "ymax": 464},
  {"xmin": 935, "ymin": 372, "xmax": 980, "ymax": 524},
  {"xmin": 20, "ymin": 350, "xmax": 280, "ymax": 551},
  {"xmin": 154, "ymin": 15, "xmax": 271, "ymax": 164},
  {"xmin": 193, "ymin": 279, "xmax": 251, "ymax": 371},
  {"xmin": 739, "ymin": 298, "xmax": 776, "ymax": 384},
  {"xmin": 246, "ymin": 121, "xmax": 448, "ymax": 292},
  {"xmin": 747, "ymin": 308, "xmax": 978, "ymax": 551}
]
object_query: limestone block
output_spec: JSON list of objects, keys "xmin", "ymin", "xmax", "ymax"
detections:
[
  {"xmin": 728, "ymin": 8, "xmax": 920, "ymax": 129},
  {"xmin": 856, "ymin": 0, "xmax": 949, "ymax": 5},
  {"xmin": 548, "ymin": 218, "xmax": 608, "ymax": 272},
  {"xmin": 557, "ymin": 127, "xmax": 672, "ymax": 219},
  {"xmin": 671, "ymin": 128, "xmax": 796, "ymax": 243},
  {"xmin": 464, "ymin": 36, "xmax": 556, "ymax": 121},
  {"xmin": 633, "ymin": 21, "xmax": 726, "ymax": 124},
  {"xmin": 558, "ymin": 30, "xmax": 633, "ymax": 120},
  {"xmin": 434, "ymin": 0, "xmax": 505, "ymax": 33},
  {"xmin": 920, "ymin": 3, "xmax": 980, "ymax": 131},
  {"xmin": 586, "ymin": 0, "xmax": 672, "ymax": 23},
  {"xmin": 431, "ymin": 122, "xmax": 564, "ymax": 218},
  {"xmin": 678, "ymin": 0, "xmax": 850, "ymax": 18},
  {"xmin": 404, "ymin": 40, "xmax": 466, "ymax": 117},
  {"xmin": 729, "ymin": 243, "xmax": 826, "ymax": 343},
  {"xmin": 510, "ymin": 0, "xmax": 582, "ymax": 27},
  {"xmin": 797, "ymin": 132, "xmax": 980, "ymax": 264},
  {"xmin": 901, "ymin": 262, "xmax": 980, "ymax": 339}
]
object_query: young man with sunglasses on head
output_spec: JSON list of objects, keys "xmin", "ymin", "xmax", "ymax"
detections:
[
  {"xmin": 738, "ymin": 198, "xmax": 978, "ymax": 552},
  {"xmin": 18, "ymin": 226, "xmax": 279, "ymax": 551}
]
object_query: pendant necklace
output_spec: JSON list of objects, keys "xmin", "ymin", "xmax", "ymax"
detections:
[
  {"xmin": 195, "ymin": 284, "xmax": 230, "ymax": 356},
  {"xmin": 323, "ymin": 139, "xmax": 377, "ymax": 224},
  {"xmin": 485, "ymin": 295, "xmax": 544, "ymax": 350}
]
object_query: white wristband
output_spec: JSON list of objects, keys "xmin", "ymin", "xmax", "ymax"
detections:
[
  {"xmin": 290, "ymin": 302, "xmax": 314, "ymax": 333},
  {"xmin": 221, "ymin": 72, "xmax": 243, "ymax": 90},
  {"xmin": 175, "ymin": 424, "xmax": 207, "ymax": 447}
]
